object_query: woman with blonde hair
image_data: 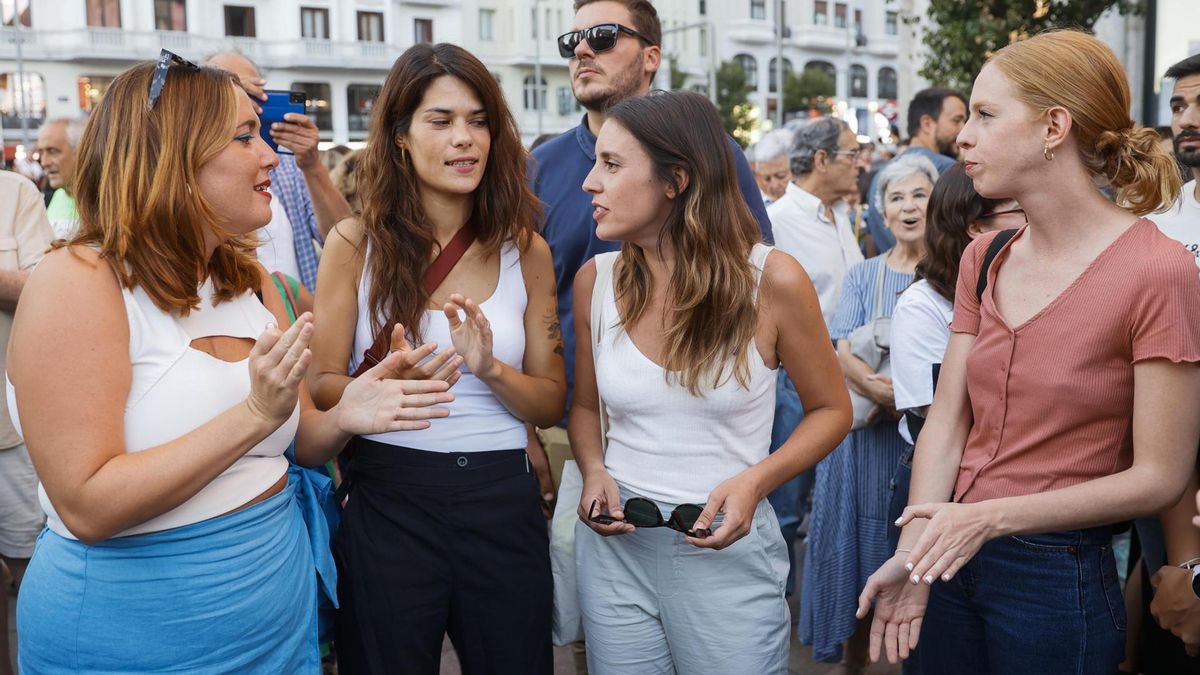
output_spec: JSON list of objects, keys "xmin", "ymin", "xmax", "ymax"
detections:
[
  {"xmin": 7, "ymin": 53, "xmax": 452, "ymax": 672},
  {"xmin": 857, "ymin": 30, "xmax": 1200, "ymax": 672},
  {"xmin": 573, "ymin": 90, "xmax": 851, "ymax": 673}
]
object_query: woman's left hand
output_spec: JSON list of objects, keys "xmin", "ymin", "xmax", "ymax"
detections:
[
  {"xmin": 443, "ymin": 294, "xmax": 499, "ymax": 380},
  {"xmin": 895, "ymin": 501, "xmax": 999, "ymax": 585},
  {"xmin": 687, "ymin": 472, "xmax": 764, "ymax": 550}
]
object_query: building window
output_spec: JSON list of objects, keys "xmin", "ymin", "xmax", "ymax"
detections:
[
  {"xmin": 806, "ymin": 60, "xmax": 837, "ymax": 91},
  {"xmin": 768, "ymin": 57, "xmax": 793, "ymax": 93},
  {"xmin": 479, "ymin": 9, "xmax": 495, "ymax": 41},
  {"xmin": 154, "ymin": 0, "xmax": 185, "ymax": 31},
  {"xmin": 224, "ymin": 5, "xmax": 255, "ymax": 37},
  {"xmin": 414, "ymin": 18, "xmax": 433, "ymax": 44},
  {"xmin": 77, "ymin": 74, "xmax": 114, "ymax": 113},
  {"xmin": 854, "ymin": 9, "xmax": 862, "ymax": 32},
  {"xmin": 1, "ymin": 72, "xmax": 46, "ymax": 129},
  {"xmin": 834, "ymin": 3, "xmax": 847, "ymax": 28},
  {"xmin": 750, "ymin": 0, "xmax": 765, "ymax": 20},
  {"xmin": 87, "ymin": 0, "xmax": 121, "ymax": 27},
  {"xmin": 813, "ymin": 1, "xmax": 827, "ymax": 26},
  {"xmin": 886, "ymin": 11, "xmax": 898, "ymax": 35},
  {"xmin": 523, "ymin": 75, "xmax": 546, "ymax": 111},
  {"xmin": 557, "ymin": 86, "xmax": 574, "ymax": 116},
  {"xmin": 357, "ymin": 11, "xmax": 383, "ymax": 42},
  {"xmin": 300, "ymin": 7, "xmax": 328, "ymax": 39},
  {"xmin": 850, "ymin": 64, "xmax": 867, "ymax": 98},
  {"xmin": 699, "ymin": 0, "xmax": 706, "ymax": 16},
  {"xmin": 878, "ymin": 67, "xmax": 897, "ymax": 99},
  {"xmin": 734, "ymin": 54, "xmax": 757, "ymax": 89},
  {"xmin": 2, "ymin": 0, "xmax": 31, "ymax": 26},
  {"xmin": 292, "ymin": 82, "xmax": 332, "ymax": 132},
  {"xmin": 347, "ymin": 83, "xmax": 380, "ymax": 133},
  {"xmin": 699, "ymin": 26, "xmax": 708, "ymax": 57}
]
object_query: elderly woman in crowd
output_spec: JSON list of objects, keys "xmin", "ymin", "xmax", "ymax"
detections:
[{"xmin": 799, "ymin": 152, "xmax": 939, "ymax": 669}]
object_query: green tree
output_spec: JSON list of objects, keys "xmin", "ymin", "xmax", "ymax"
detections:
[
  {"xmin": 668, "ymin": 55, "xmax": 688, "ymax": 90},
  {"xmin": 784, "ymin": 68, "xmax": 836, "ymax": 116},
  {"xmin": 716, "ymin": 59, "xmax": 757, "ymax": 147},
  {"xmin": 910, "ymin": 0, "xmax": 1143, "ymax": 94}
]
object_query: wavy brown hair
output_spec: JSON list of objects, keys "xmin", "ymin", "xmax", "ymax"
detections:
[
  {"xmin": 915, "ymin": 162, "xmax": 1004, "ymax": 302},
  {"xmin": 358, "ymin": 43, "xmax": 538, "ymax": 342},
  {"xmin": 605, "ymin": 91, "xmax": 761, "ymax": 396},
  {"xmin": 67, "ymin": 61, "xmax": 260, "ymax": 314},
  {"xmin": 990, "ymin": 29, "xmax": 1181, "ymax": 215}
]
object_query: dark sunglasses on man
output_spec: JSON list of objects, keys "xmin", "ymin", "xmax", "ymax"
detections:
[
  {"xmin": 557, "ymin": 23, "xmax": 655, "ymax": 59},
  {"xmin": 148, "ymin": 48, "xmax": 199, "ymax": 109},
  {"xmin": 588, "ymin": 498, "xmax": 712, "ymax": 538}
]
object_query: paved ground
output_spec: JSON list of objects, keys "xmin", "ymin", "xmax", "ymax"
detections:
[{"xmin": 5, "ymin": 538, "xmax": 902, "ymax": 674}]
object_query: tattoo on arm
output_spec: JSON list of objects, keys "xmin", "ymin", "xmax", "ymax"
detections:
[{"xmin": 544, "ymin": 307, "xmax": 564, "ymax": 357}]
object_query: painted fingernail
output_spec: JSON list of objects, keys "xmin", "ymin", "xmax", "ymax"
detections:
[
  {"xmin": 894, "ymin": 517, "xmax": 903, "ymax": 525},
  {"xmin": 911, "ymin": 574, "xmax": 920, "ymax": 584},
  {"xmin": 942, "ymin": 573, "xmax": 951, "ymax": 582},
  {"xmin": 924, "ymin": 575, "xmax": 933, "ymax": 585},
  {"xmin": 904, "ymin": 562, "xmax": 913, "ymax": 572}
]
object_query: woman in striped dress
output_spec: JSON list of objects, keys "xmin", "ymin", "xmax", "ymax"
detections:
[{"xmin": 800, "ymin": 153, "xmax": 940, "ymax": 669}]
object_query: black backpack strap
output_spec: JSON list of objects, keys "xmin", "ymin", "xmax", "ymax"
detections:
[{"xmin": 975, "ymin": 229, "xmax": 1019, "ymax": 302}]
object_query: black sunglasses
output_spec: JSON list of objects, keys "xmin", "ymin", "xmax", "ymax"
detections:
[
  {"xmin": 557, "ymin": 23, "xmax": 654, "ymax": 59},
  {"xmin": 588, "ymin": 498, "xmax": 712, "ymax": 538},
  {"xmin": 148, "ymin": 48, "xmax": 200, "ymax": 109}
]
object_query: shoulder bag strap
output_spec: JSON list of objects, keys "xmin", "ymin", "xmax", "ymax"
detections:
[
  {"xmin": 591, "ymin": 252, "xmax": 618, "ymax": 452},
  {"xmin": 975, "ymin": 228, "xmax": 1019, "ymax": 303},
  {"xmin": 871, "ymin": 249, "xmax": 889, "ymax": 321},
  {"xmin": 271, "ymin": 271, "xmax": 300, "ymax": 324},
  {"xmin": 350, "ymin": 223, "xmax": 477, "ymax": 377}
]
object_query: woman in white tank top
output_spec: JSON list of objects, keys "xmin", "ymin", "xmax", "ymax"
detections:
[
  {"xmin": 570, "ymin": 91, "xmax": 853, "ymax": 674},
  {"xmin": 6, "ymin": 59, "xmax": 452, "ymax": 673},
  {"xmin": 307, "ymin": 44, "xmax": 566, "ymax": 674}
]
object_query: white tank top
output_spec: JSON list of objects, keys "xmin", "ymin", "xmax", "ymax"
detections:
[
  {"xmin": 7, "ymin": 276, "xmax": 297, "ymax": 539},
  {"xmin": 596, "ymin": 244, "xmax": 778, "ymax": 505},
  {"xmin": 350, "ymin": 241, "xmax": 528, "ymax": 452}
]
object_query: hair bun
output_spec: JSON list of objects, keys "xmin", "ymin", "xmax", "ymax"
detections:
[{"xmin": 1093, "ymin": 124, "xmax": 1179, "ymax": 215}]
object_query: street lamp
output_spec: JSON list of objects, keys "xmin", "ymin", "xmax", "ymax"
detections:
[{"xmin": 658, "ymin": 21, "xmax": 718, "ymax": 105}]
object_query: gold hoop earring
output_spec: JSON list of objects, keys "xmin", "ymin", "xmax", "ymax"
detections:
[
  {"xmin": 398, "ymin": 144, "xmax": 408, "ymax": 163},
  {"xmin": 1043, "ymin": 143, "xmax": 1054, "ymax": 161}
]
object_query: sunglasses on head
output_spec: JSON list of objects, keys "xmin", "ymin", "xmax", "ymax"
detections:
[
  {"xmin": 557, "ymin": 23, "xmax": 655, "ymax": 59},
  {"xmin": 148, "ymin": 48, "xmax": 200, "ymax": 109},
  {"xmin": 588, "ymin": 498, "xmax": 712, "ymax": 538}
]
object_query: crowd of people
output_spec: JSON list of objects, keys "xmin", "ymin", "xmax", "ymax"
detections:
[{"xmin": 1, "ymin": 1, "xmax": 1200, "ymax": 674}]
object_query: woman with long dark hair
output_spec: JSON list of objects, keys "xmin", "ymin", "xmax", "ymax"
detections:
[
  {"xmin": 308, "ymin": 43, "xmax": 565, "ymax": 674},
  {"xmin": 885, "ymin": 163, "xmax": 1025, "ymax": 546},
  {"xmin": 571, "ymin": 90, "xmax": 851, "ymax": 673}
]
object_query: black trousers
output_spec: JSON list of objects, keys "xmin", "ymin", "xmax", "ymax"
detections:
[{"xmin": 333, "ymin": 439, "xmax": 553, "ymax": 675}]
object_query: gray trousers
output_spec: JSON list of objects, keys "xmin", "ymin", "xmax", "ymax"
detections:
[{"xmin": 575, "ymin": 491, "xmax": 790, "ymax": 675}]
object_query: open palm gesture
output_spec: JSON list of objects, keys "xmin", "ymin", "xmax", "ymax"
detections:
[
  {"xmin": 336, "ymin": 350, "xmax": 455, "ymax": 435},
  {"xmin": 443, "ymin": 294, "xmax": 498, "ymax": 380}
]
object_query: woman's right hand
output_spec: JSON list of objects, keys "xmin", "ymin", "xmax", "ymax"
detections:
[
  {"xmin": 246, "ymin": 313, "xmax": 314, "ymax": 425},
  {"xmin": 864, "ymin": 373, "xmax": 896, "ymax": 408},
  {"xmin": 577, "ymin": 467, "xmax": 634, "ymax": 536},
  {"xmin": 856, "ymin": 553, "xmax": 931, "ymax": 664},
  {"xmin": 386, "ymin": 323, "xmax": 464, "ymax": 386}
]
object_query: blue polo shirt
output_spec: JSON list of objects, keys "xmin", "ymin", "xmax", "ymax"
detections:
[
  {"xmin": 531, "ymin": 114, "xmax": 774, "ymax": 426},
  {"xmin": 863, "ymin": 146, "xmax": 956, "ymax": 252}
]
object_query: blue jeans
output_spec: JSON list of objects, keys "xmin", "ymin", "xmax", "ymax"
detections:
[
  {"xmin": 886, "ymin": 445, "xmax": 913, "ymax": 553},
  {"xmin": 912, "ymin": 527, "xmax": 1125, "ymax": 674},
  {"xmin": 767, "ymin": 369, "xmax": 812, "ymax": 596}
]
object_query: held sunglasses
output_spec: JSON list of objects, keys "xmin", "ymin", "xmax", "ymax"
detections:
[
  {"xmin": 557, "ymin": 23, "xmax": 655, "ymax": 59},
  {"xmin": 588, "ymin": 498, "xmax": 712, "ymax": 538},
  {"xmin": 148, "ymin": 48, "xmax": 200, "ymax": 109}
]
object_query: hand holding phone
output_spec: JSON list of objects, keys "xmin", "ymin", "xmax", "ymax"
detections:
[{"xmin": 258, "ymin": 90, "xmax": 306, "ymax": 155}]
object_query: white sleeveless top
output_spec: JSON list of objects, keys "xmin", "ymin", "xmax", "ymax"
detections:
[
  {"xmin": 595, "ymin": 244, "xmax": 778, "ymax": 505},
  {"xmin": 7, "ymin": 277, "xmax": 297, "ymax": 539},
  {"xmin": 350, "ymin": 241, "xmax": 528, "ymax": 452}
]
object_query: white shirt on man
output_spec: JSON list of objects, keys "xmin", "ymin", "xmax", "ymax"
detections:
[
  {"xmin": 255, "ymin": 192, "xmax": 301, "ymax": 282},
  {"xmin": 891, "ymin": 279, "xmax": 955, "ymax": 445},
  {"xmin": 1153, "ymin": 179, "xmax": 1200, "ymax": 267},
  {"xmin": 767, "ymin": 181, "xmax": 864, "ymax": 328}
]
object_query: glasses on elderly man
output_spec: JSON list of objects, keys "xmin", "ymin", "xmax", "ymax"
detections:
[{"xmin": 148, "ymin": 48, "xmax": 200, "ymax": 109}]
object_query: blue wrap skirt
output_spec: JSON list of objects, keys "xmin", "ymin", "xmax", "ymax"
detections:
[{"xmin": 17, "ymin": 467, "xmax": 336, "ymax": 674}]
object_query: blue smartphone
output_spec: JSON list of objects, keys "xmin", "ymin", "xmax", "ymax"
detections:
[{"xmin": 258, "ymin": 90, "xmax": 306, "ymax": 154}]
